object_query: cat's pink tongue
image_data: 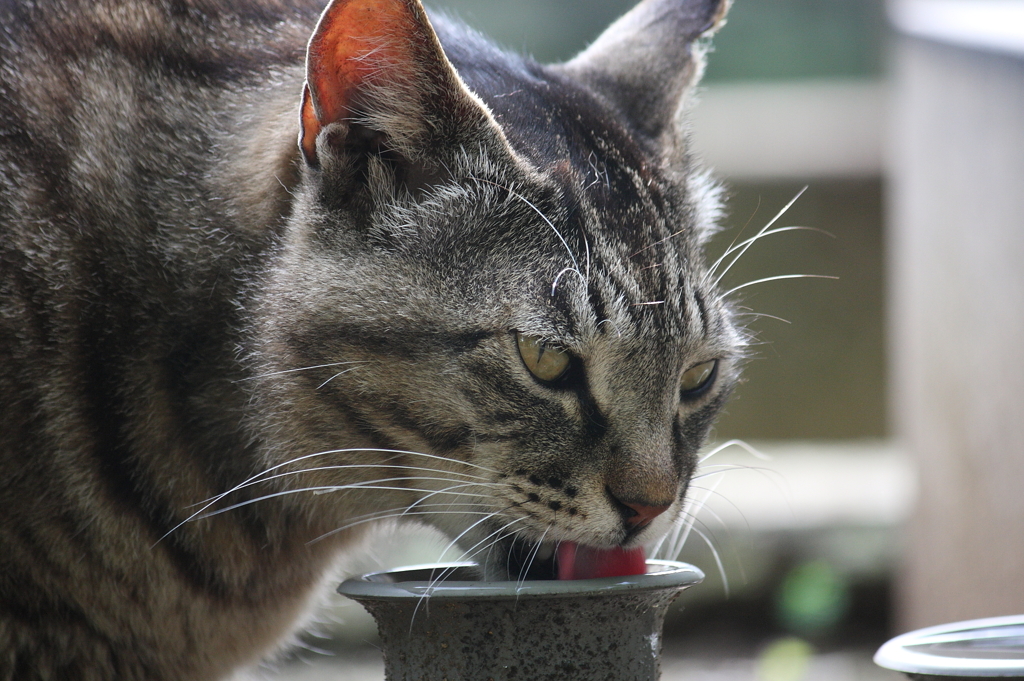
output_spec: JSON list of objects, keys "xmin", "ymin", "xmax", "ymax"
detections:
[{"xmin": 556, "ymin": 542, "xmax": 647, "ymax": 580}]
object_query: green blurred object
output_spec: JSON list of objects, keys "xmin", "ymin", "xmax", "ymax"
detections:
[
  {"xmin": 777, "ymin": 560, "xmax": 852, "ymax": 634},
  {"xmin": 757, "ymin": 637, "xmax": 814, "ymax": 681},
  {"xmin": 427, "ymin": 0, "xmax": 886, "ymax": 81},
  {"xmin": 704, "ymin": 0, "xmax": 887, "ymax": 82},
  {"xmin": 426, "ymin": 0, "xmax": 633, "ymax": 63}
]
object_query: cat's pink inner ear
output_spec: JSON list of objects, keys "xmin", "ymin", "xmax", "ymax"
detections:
[{"xmin": 299, "ymin": 0, "xmax": 425, "ymax": 165}]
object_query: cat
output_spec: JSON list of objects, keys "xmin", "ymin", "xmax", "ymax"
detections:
[{"xmin": 0, "ymin": 0, "xmax": 744, "ymax": 678}]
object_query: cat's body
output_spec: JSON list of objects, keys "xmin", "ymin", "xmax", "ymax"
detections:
[{"xmin": 0, "ymin": 0, "xmax": 741, "ymax": 678}]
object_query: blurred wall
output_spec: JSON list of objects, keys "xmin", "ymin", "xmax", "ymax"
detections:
[
  {"xmin": 887, "ymin": 0, "xmax": 1024, "ymax": 630},
  {"xmin": 701, "ymin": 181, "xmax": 886, "ymax": 440}
]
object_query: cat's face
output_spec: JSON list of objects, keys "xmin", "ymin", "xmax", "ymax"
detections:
[{"xmin": 251, "ymin": 0, "xmax": 741, "ymax": 579}]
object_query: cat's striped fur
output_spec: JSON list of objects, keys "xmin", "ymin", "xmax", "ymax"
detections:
[{"xmin": 0, "ymin": 0, "xmax": 741, "ymax": 677}]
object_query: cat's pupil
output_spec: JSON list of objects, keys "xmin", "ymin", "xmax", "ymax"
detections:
[
  {"xmin": 516, "ymin": 332, "xmax": 571, "ymax": 383},
  {"xmin": 680, "ymin": 360, "xmax": 718, "ymax": 396}
]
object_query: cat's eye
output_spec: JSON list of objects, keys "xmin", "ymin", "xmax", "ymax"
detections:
[
  {"xmin": 516, "ymin": 332, "xmax": 571, "ymax": 384},
  {"xmin": 680, "ymin": 360, "xmax": 717, "ymax": 397}
]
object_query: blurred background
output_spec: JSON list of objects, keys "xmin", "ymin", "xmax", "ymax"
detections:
[{"xmin": 266, "ymin": 1, "xmax": 1024, "ymax": 679}]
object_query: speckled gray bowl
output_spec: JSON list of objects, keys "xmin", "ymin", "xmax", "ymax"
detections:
[{"xmin": 337, "ymin": 559, "xmax": 703, "ymax": 681}]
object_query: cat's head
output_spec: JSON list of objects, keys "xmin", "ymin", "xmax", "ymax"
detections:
[{"xmin": 252, "ymin": 0, "xmax": 744, "ymax": 579}]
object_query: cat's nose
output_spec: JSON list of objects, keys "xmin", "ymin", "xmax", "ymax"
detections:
[
  {"xmin": 607, "ymin": 487, "xmax": 672, "ymax": 529},
  {"xmin": 621, "ymin": 500, "xmax": 671, "ymax": 529}
]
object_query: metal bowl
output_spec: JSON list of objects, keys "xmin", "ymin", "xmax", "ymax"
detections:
[{"xmin": 874, "ymin": 614, "xmax": 1024, "ymax": 680}]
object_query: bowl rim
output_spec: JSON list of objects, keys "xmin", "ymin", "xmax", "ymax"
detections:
[
  {"xmin": 874, "ymin": 613, "xmax": 1024, "ymax": 677},
  {"xmin": 337, "ymin": 559, "xmax": 704, "ymax": 601}
]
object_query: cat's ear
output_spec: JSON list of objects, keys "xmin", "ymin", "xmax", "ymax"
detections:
[
  {"xmin": 299, "ymin": 0, "xmax": 492, "ymax": 176},
  {"xmin": 556, "ymin": 0, "xmax": 730, "ymax": 142}
]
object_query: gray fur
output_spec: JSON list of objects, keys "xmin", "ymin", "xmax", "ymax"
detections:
[{"xmin": 0, "ymin": 0, "xmax": 741, "ymax": 678}]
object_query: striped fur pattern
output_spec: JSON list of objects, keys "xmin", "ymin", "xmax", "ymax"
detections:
[{"xmin": 0, "ymin": 0, "xmax": 741, "ymax": 677}]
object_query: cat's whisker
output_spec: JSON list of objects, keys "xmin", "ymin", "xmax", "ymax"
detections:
[
  {"xmin": 404, "ymin": 480, "xmax": 502, "ymax": 518},
  {"xmin": 510, "ymin": 191, "xmax": 579, "ymax": 273},
  {"xmin": 585, "ymin": 151, "xmax": 610, "ymax": 191},
  {"xmin": 583, "ymin": 229, "xmax": 592, "ymax": 283},
  {"xmin": 474, "ymin": 177, "xmax": 584, "ymax": 285},
  {"xmin": 648, "ymin": 533, "xmax": 669, "ymax": 561},
  {"xmin": 674, "ymin": 460, "xmax": 793, "ymax": 576},
  {"xmin": 225, "ymin": 463, "xmax": 493, "ymax": 496},
  {"xmin": 312, "ymin": 508, "xmax": 482, "ymax": 543},
  {"xmin": 628, "ymin": 227, "xmax": 689, "ymax": 259},
  {"xmin": 550, "ymin": 266, "xmax": 587, "ymax": 296},
  {"xmin": 273, "ymin": 173, "xmax": 297, "ymax": 197},
  {"xmin": 690, "ymin": 464, "xmax": 775, "ymax": 487},
  {"xmin": 658, "ymin": 444, "xmax": 794, "ymax": 593},
  {"xmin": 441, "ymin": 510, "xmax": 523, "ymax": 568},
  {"xmin": 454, "ymin": 516, "xmax": 528, "ymax": 578},
  {"xmin": 516, "ymin": 525, "xmax": 552, "ymax": 589},
  {"xmin": 435, "ymin": 506, "xmax": 513, "ymax": 565},
  {"xmin": 260, "ymin": 448, "xmax": 501, "ymax": 479},
  {"xmin": 650, "ymin": 507, "xmax": 683, "ymax": 559},
  {"xmin": 250, "ymin": 449, "xmax": 482, "ymax": 490},
  {"xmin": 316, "ymin": 365, "xmax": 362, "ymax": 389},
  {"xmin": 550, "ymin": 266, "xmax": 580, "ymax": 297},
  {"xmin": 453, "ymin": 515, "xmax": 522, "ymax": 573},
  {"xmin": 307, "ymin": 504, "xmax": 497, "ymax": 545},
  {"xmin": 688, "ymin": 442, "xmax": 787, "ymax": 540},
  {"xmin": 451, "ymin": 522, "xmax": 519, "ymax": 575},
  {"xmin": 595, "ymin": 318, "xmax": 623, "ymax": 338},
  {"xmin": 405, "ymin": 530, "xmax": 502, "ymax": 627},
  {"xmin": 689, "ymin": 525, "xmax": 730, "ymax": 597},
  {"xmin": 411, "ymin": 513, "xmax": 525, "ymax": 623},
  {"xmin": 678, "ymin": 488, "xmax": 740, "ymax": 537},
  {"xmin": 394, "ymin": 450, "xmax": 500, "ymax": 474},
  {"xmin": 651, "ymin": 471, "xmax": 722, "ymax": 559},
  {"xmin": 709, "ymin": 186, "xmax": 807, "ymax": 287},
  {"xmin": 717, "ymin": 193, "xmax": 763, "ymax": 260},
  {"xmin": 664, "ymin": 507, "xmax": 733, "ymax": 587},
  {"xmin": 307, "ymin": 477, "xmax": 503, "ymax": 496},
  {"xmin": 653, "ymin": 504, "xmax": 692, "ymax": 557},
  {"xmin": 693, "ymin": 460, "xmax": 783, "ymax": 479},
  {"xmin": 192, "ymin": 482, "xmax": 499, "ymax": 522},
  {"xmin": 661, "ymin": 509, "xmax": 706, "ymax": 564},
  {"xmin": 269, "ymin": 463, "xmax": 487, "ymax": 490},
  {"xmin": 669, "ymin": 470, "xmax": 725, "ymax": 559},
  {"xmin": 732, "ymin": 311, "xmax": 793, "ymax": 325},
  {"xmin": 233, "ymin": 361, "xmax": 364, "ymax": 383},
  {"xmin": 185, "ymin": 467, "xmax": 497, "ymax": 511},
  {"xmin": 158, "ymin": 447, "xmax": 500, "ymax": 545},
  {"xmin": 709, "ymin": 225, "xmax": 829, "ymax": 282},
  {"xmin": 659, "ymin": 505, "xmax": 697, "ymax": 558},
  {"xmin": 699, "ymin": 438, "xmax": 771, "ymax": 464},
  {"xmin": 724, "ymin": 273, "xmax": 838, "ymax": 298},
  {"xmin": 406, "ymin": 487, "xmax": 468, "ymax": 517}
]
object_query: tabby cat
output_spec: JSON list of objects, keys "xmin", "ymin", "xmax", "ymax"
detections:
[{"xmin": 0, "ymin": 0, "xmax": 743, "ymax": 677}]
